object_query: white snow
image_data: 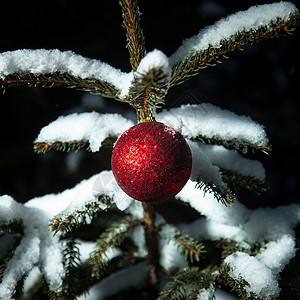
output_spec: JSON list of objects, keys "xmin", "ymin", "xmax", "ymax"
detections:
[
  {"xmin": 169, "ymin": 2, "xmax": 298, "ymax": 66},
  {"xmin": 35, "ymin": 112, "xmax": 134, "ymax": 152},
  {"xmin": 223, "ymin": 234, "xmax": 297, "ymax": 298},
  {"xmin": 0, "ymin": 49, "xmax": 133, "ymax": 98},
  {"xmin": 136, "ymin": 49, "xmax": 171, "ymax": 77},
  {"xmin": 155, "ymin": 103, "xmax": 269, "ymax": 148},
  {"xmin": 256, "ymin": 235, "xmax": 296, "ymax": 274},
  {"xmin": 197, "ymin": 285, "xmax": 215, "ymax": 300},
  {"xmin": 178, "ymin": 181, "xmax": 300, "ymax": 242},
  {"xmin": 224, "ymin": 252, "xmax": 280, "ymax": 298}
]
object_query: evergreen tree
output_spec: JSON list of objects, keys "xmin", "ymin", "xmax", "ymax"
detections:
[{"xmin": 0, "ymin": 1, "xmax": 299, "ymax": 299}]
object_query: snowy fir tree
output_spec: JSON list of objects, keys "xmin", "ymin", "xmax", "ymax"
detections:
[{"xmin": 0, "ymin": 1, "xmax": 299, "ymax": 299}]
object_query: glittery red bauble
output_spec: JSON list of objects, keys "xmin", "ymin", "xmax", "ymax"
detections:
[{"xmin": 111, "ymin": 121, "xmax": 192, "ymax": 202}]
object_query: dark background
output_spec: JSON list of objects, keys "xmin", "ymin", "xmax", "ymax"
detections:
[{"xmin": 0, "ymin": 0, "xmax": 299, "ymax": 209}]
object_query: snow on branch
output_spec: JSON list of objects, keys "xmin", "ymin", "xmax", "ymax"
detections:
[
  {"xmin": 177, "ymin": 185, "xmax": 300, "ymax": 298},
  {"xmin": 169, "ymin": 2, "xmax": 299, "ymax": 86},
  {"xmin": 156, "ymin": 103, "xmax": 270, "ymax": 154},
  {"xmin": 158, "ymin": 266, "xmax": 214, "ymax": 299},
  {"xmin": 28, "ymin": 171, "xmax": 133, "ymax": 221},
  {"xmin": 0, "ymin": 196, "xmax": 65, "ymax": 298},
  {"xmin": 0, "ymin": 49, "xmax": 133, "ymax": 99},
  {"xmin": 34, "ymin": 112, "xmax": 134, "ymax": 153}
]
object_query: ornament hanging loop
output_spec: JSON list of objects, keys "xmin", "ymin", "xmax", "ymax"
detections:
[{"xmin": 137, "ymin": 108, "xmax": 155, "ymax": 122}]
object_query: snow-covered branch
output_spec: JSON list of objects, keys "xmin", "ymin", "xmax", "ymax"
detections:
[
  {"xmin": 169, "ymin": 2, "xmax": 299, "ymax": 86},
  {"xmin": 156, "ymin": 103, "xmax": 270, "ymax": 153},
  {"xmin": 34, "ymin": 112, "xmax": 134, "ymax": 153},
  {"xmin": 0, "ymin": 49, "xmax": 133, "ymax": 99}
]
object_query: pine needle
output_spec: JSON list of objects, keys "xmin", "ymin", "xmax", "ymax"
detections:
[
  {"xmin": 119, "ymin": 0, "xmax": 146, "ymax": 71},
  {"xmin": 163, "ymin": 227, "xmax": 205, "ymax": 263},
  {"xmin": 158, "ymin": 267, "xmax": 214, "ymax": 300},
  {"xmin": 0, "ymin": 72, "xmax": 123, "ymax": 100},
  {"xmin": 33, "ymin": 136, "xmax": 116, "ymax": 154},
  {"xmin": 221, "ymin": 169, "xmax": 269, "ymax": 195},
  {"xmin": 193, "ymin": 135, "xmax": 272, "ymax": 155},
  {"xmin": 195, "ymin": 180, "xmax": 235, "ymax": 206},
  {"xmin": 128, "ymin": 65, "xmax": 170, "ymax": 110},
  {"xmin": 49, "ymin": 195, "xmax": 115, "ymax": 235},
  {"xmin": 56, "ymin": 240, "xmax": 82, "ymax": 299},
  {"xmin": 33, "ymin": 140, "xmax": 90, "ymax": 154},
  {"xmin": 218, "ymin": 263, "xmax": 254, "ymax": 300}
]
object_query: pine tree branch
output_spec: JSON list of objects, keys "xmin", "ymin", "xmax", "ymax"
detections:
[
  {"xmin": 119, "ymin": 0, "xmax": 146, "ymax": 71},
  {"xmin": 158, "ymin": 267, "xmax": 214, "ymax": 300},
  {"xmin": 33, "ymin": 136, "xmax": 116, "ymax": 154},
  {"xmin": 49, "ymin": 195, "xmax": 115, "ymax": 235},
  {"xmin": 53, "ymin": 240, "xmax": 82, "ymax": 300},
  {"xmin": 88, "ymin": 215, "xmax": 142, "ymax": 279},
  {"xmin": 221, "ymin": 169, "xmax": 269, "ymax": 195},
  {"xmin": 170, "ymin": 12, "xmax": 299, "ymax": 87},
  {"xmin": 217, "ymin": 239, "xmax": 249, "ymax": 262},
  {"xmin": 195, "ymin": 180, "xmax": 235, "ymax": 206},
  {"xmin": 174, "ymin": 231, "xmax": 205, "ymax": 264},
  {"xmin": 33, "ymin": 140, "xmax": 90, "ymax": 154},
  {"xmin": 1, "ymin": 72, "xmax": 125, "ymax": 101},
  {"xmin": 193, "ymin": 134, "xmax": 272, "ymax": 155}
]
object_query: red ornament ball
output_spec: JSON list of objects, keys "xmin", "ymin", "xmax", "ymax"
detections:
[{"xmin": 111, "ymin": 121, "xmax": 192, "ymax": 203}]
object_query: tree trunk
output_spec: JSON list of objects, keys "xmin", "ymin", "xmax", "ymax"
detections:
[{"xmin": 143, "ymin": 202, "xmax": 160, "ymax": 297}]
